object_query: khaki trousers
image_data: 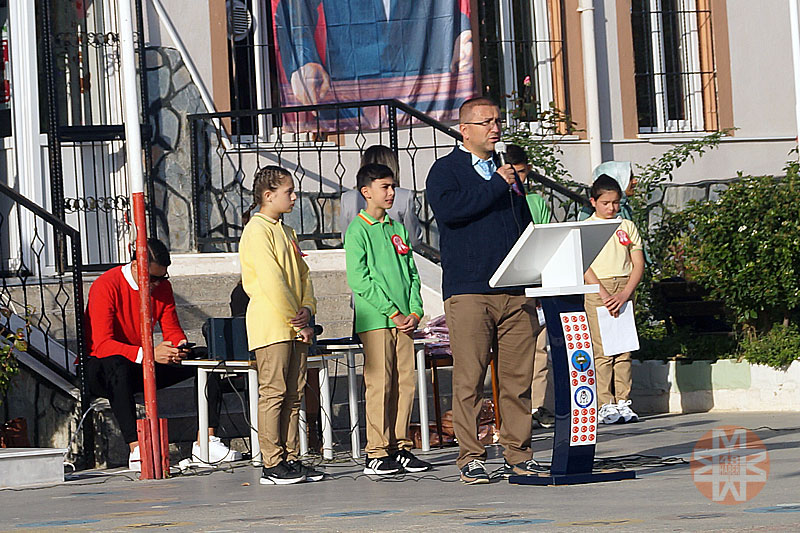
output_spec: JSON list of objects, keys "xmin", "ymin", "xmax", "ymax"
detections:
[
  {"xmin": 255, "ymin": 340, "xmax": 307, "ymax": 468},
  {"xmin": 531, "ymin": 324, "xmax": 553, "ymax": 411},
  {"xmin": 444, "ymin": 293, "xmax": 535, "ymax": 468},
  {"xmin": 360, "ymin": 328, "xmax": 415, "ymax": 457},
  {"xmin": 584, "ymin": 276, "xmax": 633, "ymax": 405}
]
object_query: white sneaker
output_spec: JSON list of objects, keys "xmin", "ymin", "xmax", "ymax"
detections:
[
  {"xmin": 598, "ymin": 403, "xmax": 621, "ymax": 424},
  {"xmin": 128, "ymin": 445, "xmax": 141, "ymax": 472},
  {"xmin": 192, "ymin": 435, "xmax": 243, "ymax": 463},
  {"xmin": 616, "ymin": 400, "xmax": 639, "ymax": 423}
]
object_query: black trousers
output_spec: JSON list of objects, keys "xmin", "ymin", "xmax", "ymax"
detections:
[{"xmin": 85, "ymin": 355, "xmax": 222, "ymax": 444}]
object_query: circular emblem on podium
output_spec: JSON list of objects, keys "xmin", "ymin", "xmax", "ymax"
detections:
[
  {"xmin": 574, "ymin": 386, "xmax": 594, "ymax": 408},
  {"xmin": 571, "ymin": 350, "xmax": 591, "ymax": 372}
]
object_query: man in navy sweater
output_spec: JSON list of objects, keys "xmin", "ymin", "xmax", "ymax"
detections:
[{"xmin": 426, "ymin": 97, "xmax": 540, "ymax": 484}]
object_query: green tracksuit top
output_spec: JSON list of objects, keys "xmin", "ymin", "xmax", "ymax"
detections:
[
  {"xmin": 344, "ymin": 210, "xmax": 424, "ymax": 334},
  {"xmin": 526, "ymin": 193, "xmax": 552, "ymax": 225}
]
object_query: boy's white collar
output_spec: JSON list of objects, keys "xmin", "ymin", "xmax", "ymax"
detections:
[{"xmin": 122, "ymin": 262, "xmax": 138, "ymax": 291}]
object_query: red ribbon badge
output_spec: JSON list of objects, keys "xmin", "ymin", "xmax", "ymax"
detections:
[
  {"xmin": 391, "ymin": 234, "xmax": 410, "ymax": 255},
  {"xmin": 291, "ymin": 239, "xmax": 308, "ymax": 257},
  {"xmin": 616, "ymin": 229, "xmax": 632, "ymax": 246}
]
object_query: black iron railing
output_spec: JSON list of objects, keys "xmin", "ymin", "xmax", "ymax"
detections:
[
  {"xmin": 189, "ymin": 98, "xmax": 589, "ymax": 260},
  {"xmin": 40, "ymin": 0, "xmax": 150, "ymax": 270},
  {"xmin": 0, "ymin": 180, "xmax": 91, "ymax": 465}
]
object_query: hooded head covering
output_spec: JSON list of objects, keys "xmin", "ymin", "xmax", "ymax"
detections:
[
  {"xmin": 578, "ymin": 161, "xmax": 635, "ymax": 221},
  {"xmin": 592, "ymin": 161, "xmax": 633, "ymax": 193}
]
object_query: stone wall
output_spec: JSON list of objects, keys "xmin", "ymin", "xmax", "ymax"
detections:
[
  {"xmin": 145, "ymin": 46, "xmax": 206, "ymax": 252},
  {"xmin": 3, "ymin": 365, "xmax": 80, "ymax": 454},
  {"xmin": 632, "ymin": 359, "xmax": 800, "ymax": 414}
]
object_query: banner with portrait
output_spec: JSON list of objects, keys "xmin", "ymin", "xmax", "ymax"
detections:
[{"xmin": 272, "ymin": 0, "xmax": 476, "ymax": 130}]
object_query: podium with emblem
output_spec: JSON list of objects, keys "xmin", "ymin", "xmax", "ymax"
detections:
[{"xmin": 490, "ymin": 219, "xmax": 637, "ymax": 485}]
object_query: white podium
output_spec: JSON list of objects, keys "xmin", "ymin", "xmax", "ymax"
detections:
[{"xmin": 491, "ymin": 219, "xmax": 636, "ymax": 485}]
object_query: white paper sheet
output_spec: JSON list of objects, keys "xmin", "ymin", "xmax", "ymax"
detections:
[{"xmin": 597, "ymin": 301, "xmax": 639, "ymax": 355}]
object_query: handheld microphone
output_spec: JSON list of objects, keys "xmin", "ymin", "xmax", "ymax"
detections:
[{"xmin": 495, "ymin": 141, "xmax": 507, "ymax": 166}]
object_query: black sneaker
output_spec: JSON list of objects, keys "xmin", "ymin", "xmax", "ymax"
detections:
[
  {"xmin": 460, "ymin": 459, "xmax": 490, "ymax": 485},
  {"xmin": 288, "ymin": 459, "xmax": 325, "ymax": 482},
  {"xmin": 363, "ymin": 455, "xmax": 403, "ymax": 475},
  {"xmin": 500, "ymin": 458, "xmax": 549, "ymax": 478},
  {"xmin": 393, "ymin": 449, "xmax": 432, "ymax": 473},
  {"xmin": 260, "ymin": 460, "xmax": 306, "ymax": 485},
  {"xmin": 532, "ymin": 407, "xmax": 555, "ymax": 429}
]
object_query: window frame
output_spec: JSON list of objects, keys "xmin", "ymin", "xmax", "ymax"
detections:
[
  {"xmin": 631, "ymin": 0, "xmax": 717, "ymax": 134},
  {"xmin": 225, "ymin": 0, "xmax": 277, "ymax": 143},
  {"xmin": 478, "ymin": 0, "xmax": 569, "ymax": 131}
]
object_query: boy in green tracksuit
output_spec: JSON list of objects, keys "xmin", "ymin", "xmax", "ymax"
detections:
[{"xmin": 344, "ymin": 163, "xmax": 432, "ymax": 476}]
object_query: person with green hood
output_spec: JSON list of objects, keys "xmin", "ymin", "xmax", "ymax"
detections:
[{"xmin": 578, "ymin": 161, "xmax": 637, "ymax": 221}]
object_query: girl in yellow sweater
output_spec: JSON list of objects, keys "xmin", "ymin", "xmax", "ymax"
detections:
[{"xmin": 239, "ymin": 166, "xmax": 322, "ymax": 485}]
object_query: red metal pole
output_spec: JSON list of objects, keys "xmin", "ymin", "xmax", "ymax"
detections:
[
  {"xmin": 119, "ymin": 0, "xmax": 162, "ymax": 479},
  {"xmin": 133, "ymin": 192, "xmax": 162, "ymax": 478}
]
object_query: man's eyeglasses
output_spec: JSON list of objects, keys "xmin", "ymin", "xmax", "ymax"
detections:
[
  {"xmin": 462, "ymin": 118, "xmax": 503, "ymax": 128},
  {"xmin": 149, "ymin": 273, "xmax": 170, "ymax": 283}
]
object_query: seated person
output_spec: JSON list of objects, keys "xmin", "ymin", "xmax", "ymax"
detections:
[{"xmin": 84, "ymin": 238, "xmax": 241, "ymax": 470}]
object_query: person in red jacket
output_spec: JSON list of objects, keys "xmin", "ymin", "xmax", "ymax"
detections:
[{"xmin": 84, "ymin": 238, "xmax": 240, "ymax": 471}]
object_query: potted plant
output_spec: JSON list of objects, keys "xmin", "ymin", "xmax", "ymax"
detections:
[{"xmin": 0, "ymin": 308, "xmax": 30, "ymax": 448}]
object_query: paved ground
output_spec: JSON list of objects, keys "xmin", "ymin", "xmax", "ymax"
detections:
[{"xmin": 2, "ymin": 412, "xmax": 799, "ymax": 532}]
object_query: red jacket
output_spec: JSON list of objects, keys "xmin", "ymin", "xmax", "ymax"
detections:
[{"xmin": 85, "ymin": 265, "xmax": 186, "ymax": 363}]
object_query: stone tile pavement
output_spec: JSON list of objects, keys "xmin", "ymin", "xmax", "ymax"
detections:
[{"xmin": 1, "ymin": 412, "xmax": 799, "ymax": 532}]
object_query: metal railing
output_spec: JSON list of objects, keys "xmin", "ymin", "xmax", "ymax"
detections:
[
  {"xmin": 189, "ymin": 98, "xmax": 589, "ymax": 260},
  {"xmin": 40, "ymin": 0, "xmax": 150, "ymax": 270},
  {"xmin": 0, "ymin": 180, "xmax": 91, "ymax": 465}
]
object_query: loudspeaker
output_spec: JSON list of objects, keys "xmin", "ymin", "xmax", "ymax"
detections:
[{"xmin": 205, "ymin": 317, "xmax": 254, "ymax": 361}]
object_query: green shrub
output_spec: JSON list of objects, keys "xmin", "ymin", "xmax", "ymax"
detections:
[
  {"xmin": 622, "ymin": 131, "xmax": 728, "ymax": 320},
  {"xmin": 637, "ymin": 321, "xmax": 737, "ymax": 362},
  {"xmin": 738, "ymin": 324, "xmax": 800, "ymax": 369},
  {"xmin": 0, "ymin": 308, "xmax": 29, "ymax": 403},
  {"xmin": 651, "ymin": 164, "xmax": 800, "ymax": 333}
]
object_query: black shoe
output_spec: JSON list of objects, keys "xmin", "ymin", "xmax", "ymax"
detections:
[
  {"xmin": 260, "ymin": 460, "xmax": 306, "ymax": 485},
  {"xmin": 460, "ymin": 459, "xmax": 490, "ymax": 485},
  {"xmin": 500, "ymin": 458, "xmax": 549, "ymax": 478},
  {"xmin": 363, "ymin": 455, "xmax": 403, "ymax": 475},
  {"xmin": 532, "ymin": 407, "xmax": 555, "ymax": 429},
  {"xmin": 393, "ymin": 449, "xmax": 432, "ymax": 473},
  {"xmin": 288, "ymin": 459, "xmax": 325, "ymax": 482}
]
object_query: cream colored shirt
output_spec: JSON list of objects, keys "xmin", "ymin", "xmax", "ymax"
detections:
[
  {"xmin": 239, "ymin": 213, "xmax": 316, "ymax": 350},
  {"xmin": 587, "ymin": 215, "xmax": 643, "ymax": 278}
]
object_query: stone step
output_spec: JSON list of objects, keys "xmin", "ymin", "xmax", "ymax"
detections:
[
  {"xmin": 15, "ymin": 267, "xmax": 354, "ymax": 372},
  {"xmin": 3, "ymin": 269, "xmax": 349, "ymax": 316},
  {"xmin": 0, "ymin": 448, "xmax": 65, "ymax": 489},
  {"xmin": 307, "ymin": 270, "xmax": 352, "ymax": 296},
  {"xmin": 172, "ymin": 302, "xmax": 231, "ymax": 335}
]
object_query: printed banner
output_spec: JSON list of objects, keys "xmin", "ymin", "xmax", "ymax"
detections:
[{"xmin": 272, "ymin": 0, "xmax": 476, "ymax": 130}]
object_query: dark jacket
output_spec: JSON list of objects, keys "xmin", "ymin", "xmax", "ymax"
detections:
[{"xmin": 426, "ymin": 147, "xmax": 532, "ymax": 300}]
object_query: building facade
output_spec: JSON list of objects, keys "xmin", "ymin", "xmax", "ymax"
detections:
[{"xmin": 1, "ymin": 0, "xmax": 797, "ymax": 262}]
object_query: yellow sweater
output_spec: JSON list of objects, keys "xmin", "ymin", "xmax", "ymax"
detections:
[
  {"xmin": 239, "ymin": 213, "xmax": 317, "ymax": 350},
  {"xmin": 587, "ymin": 214, "xmax": 643, "ymax": 278}
]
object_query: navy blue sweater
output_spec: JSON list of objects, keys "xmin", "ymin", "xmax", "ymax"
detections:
[{"xmin": 426, "ymin": 147, "xmax": 533, "ymax": 300}]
